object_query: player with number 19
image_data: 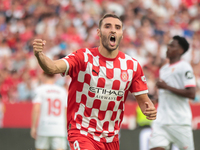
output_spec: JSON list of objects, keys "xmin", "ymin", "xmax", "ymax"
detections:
[{"xmin": 31, "ymin": 72, "xmax": 68, "ymax": 150}]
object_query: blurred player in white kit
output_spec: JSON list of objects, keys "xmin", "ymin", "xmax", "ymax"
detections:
[
  {"xmin": 149, "ymin": 35, "xmax": 196, "ymax": 150},
  {"xmin": 31, "ymin": 72, "xmax": 68, "ymax": 150}
]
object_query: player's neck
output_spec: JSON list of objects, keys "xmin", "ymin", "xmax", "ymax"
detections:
[
  {"xmin": 169, "ymin": 57, "xmax": 181, "ymax": 65},
  {"xmin": 98, "ymin": 46, "xmax": 119, "ymax": 59},
  {"xmin": 44, "ymin": 79, "xmax": 55, "ymax": 84}
]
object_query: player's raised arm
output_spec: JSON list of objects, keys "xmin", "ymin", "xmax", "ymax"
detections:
[
  {"xmin": 32, "ymin": 39, "xmax": 67, "ymax": 74},
  {"xmin": 135, "ymin": 93, "xmax": 157, "ymax": 120}
]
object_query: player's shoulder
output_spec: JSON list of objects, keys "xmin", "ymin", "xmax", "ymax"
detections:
[
  {"xmin": 33, "ymin": 84, "xmax": 46, "ymax": 95},
  {"xmin": 178, "ymin": 60, "xmax": 192, "ymax": 69},
  {"xmin": 74, "ymin": 47, "xmax": 97, "ymax": 53},
  {"xmin": 35, "ymin": 84, "xmax": 46, "ymax": 91},
  {"xmin": 64, "ymin": 48, "xmax": 86, "ymax": 60},
  {"xmin": 69, "ymin": 48, "xmax": 98, "ymax": 58},
  {"xmin": 74, "ymin": 48, "xmax": 86, "ymax": 53},
  {"xmin": 179, "ymin": 60, "xmax": 191, "ymax": 65},
  {"xmin": 87, "ymin": 47, "xmax": 98, "ymax": 52},
  {"xmin": 119, "ymin": 51, "xmax": 139, "ymax": 62},
  {"xmin": 42, "ymin": 84, "xmax": 67, "ymax": 96},
  {"xmin": 64, "ymin": 48, "xmax": 84, "ymax": 57},
  {"xmin": 54, "ymin": 85, "xmax": 66, "ymax": 92}
]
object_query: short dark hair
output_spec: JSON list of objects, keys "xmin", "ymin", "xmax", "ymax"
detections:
[
  {"xmin": 173, "ymin": 35, "xmax": 189, "ymax": 54},
  {"xmin": 98, "ymin": 13, "xmax": 122, "ymax": 28}
]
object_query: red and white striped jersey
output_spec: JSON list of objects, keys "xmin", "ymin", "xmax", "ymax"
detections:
[{"xmin": 62, "ymin": 47, "xmax": 148, "ymax": 143}]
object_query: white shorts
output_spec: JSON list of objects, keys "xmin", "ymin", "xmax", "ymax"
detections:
[
  {"xmin": 35, "ymin": 136, "xmax": 67, "ymax": 150},
  {"xmin": 149, "ymin": 124, "xmax": 194, "ymax": 150}
]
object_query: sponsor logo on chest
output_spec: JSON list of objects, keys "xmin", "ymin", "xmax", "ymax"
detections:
[{"xmin": 89, "ymin": 87, "xmax": 124, "ymax": 101}]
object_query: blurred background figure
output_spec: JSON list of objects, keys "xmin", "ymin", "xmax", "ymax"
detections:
[
  {"xmin": 30, "ymin": 72, "xmax": 68, "ymax": 150},
  {"xmin": 0, "ymin": 94, "xmax": 5, "ymax": 128},
  {"xmin": 149, "ymin": 36, "xmax": 196, "ymax": 150},
  {"xmin": 17, "ymin": 71, "xmax": 34, "ymax": 102}
]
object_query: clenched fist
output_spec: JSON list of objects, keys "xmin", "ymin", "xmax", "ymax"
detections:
[{"xmin": 32, "ymin": 39, "xmax": 46, "ymax": 56}]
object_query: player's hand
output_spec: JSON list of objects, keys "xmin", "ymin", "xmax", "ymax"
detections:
[
  {"xmin": 156, "ymin": 79, "xmax": 168, "ymax": 89},
  {"xmin": 144, "ymin": 102, "xmax": 157, "ymax": 120},
  {"xmin": 30, "ymin": 127, "xmax": 37, "ymax": 139},
  {"xmin": 32, "ymin": 39, "xmax": 46, "ymax": 56}
]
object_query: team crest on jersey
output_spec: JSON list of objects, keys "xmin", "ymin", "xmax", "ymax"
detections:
[
  {"xmin": 121, "ymin": 71, "xmax": 129, "ymax": 82},
  {"xmin": 141, "ymin": 75, "xmax": 147, "ymax": 84}
]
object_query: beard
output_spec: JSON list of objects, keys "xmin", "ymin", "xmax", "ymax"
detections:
[{"xmin": 100, "ymin": 32, "xmax": 122, "ymax": 52}]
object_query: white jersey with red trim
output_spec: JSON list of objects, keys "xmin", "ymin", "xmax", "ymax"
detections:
[
  {"xmin": 33, "ymin": 84, "xmax": 68, "ymax": 136},
  {"xmin": 62, "ymin": 47, "xmax": 148, "ymax": 143},
  {"xmin": 154, "ymin": 60, "xmax": 196, "ymax": 125}
]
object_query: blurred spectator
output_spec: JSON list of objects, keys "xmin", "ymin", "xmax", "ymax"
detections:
[
  {"xmin": 0, "ymin": 38, "xmax": 12, "ymax": 58},
  {"xmin": 0, "ymin": 68, "xmax": 19, "ymax": 103},
  {"xmin": 0, "ymin": 94, "xmax": 4, "ymax": 128},
  {"xmin": 0, "ymin": 0, "xmax": 200, "ymax": 103},
  {"xmin": 17, "ymin": 72, "xmax": 34, "ymax": 102}
]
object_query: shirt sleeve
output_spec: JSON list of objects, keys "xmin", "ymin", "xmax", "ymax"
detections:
[
  {"xmin": 181, "ymin": 63, "xmax": 196, "ymax": 88},
  {"xmin": 129, "ymin": 61, "xmax": 148, "ymax": 95},
  {"xmin": 61, "ymin": 49, "xmax": 85, "ymax": 77}
]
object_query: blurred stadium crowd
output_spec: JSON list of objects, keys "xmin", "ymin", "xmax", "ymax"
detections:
[{"xmin": 0, "ymin": 0, "xmax": 200, "ymax": 103}]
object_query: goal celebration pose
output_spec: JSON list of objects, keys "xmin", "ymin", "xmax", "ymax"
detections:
[{"xmin": 33, "ymin": 13, "xmax": 157, "ymax": 150}]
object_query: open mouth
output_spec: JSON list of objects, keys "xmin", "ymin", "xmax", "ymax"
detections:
[{"xmin": 110, "ymin": 35, "xmax": 116, "ymax": 46}]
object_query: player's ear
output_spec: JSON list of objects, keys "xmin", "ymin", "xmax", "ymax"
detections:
[
  {"xmin": 97, "ymin": 28, "xmax": 100, "ymax": 37},
  {"xmin": 179, "ymin": 48, "xmax": 184, "ymax": 55}
]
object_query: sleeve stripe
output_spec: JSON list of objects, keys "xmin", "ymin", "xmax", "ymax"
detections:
[
  {"xmin": 185, "ymin": 85, "xmax": 196, "ymax": 87},
  {"xmin": 61, "ymin": 59, "xmax": 69, "ymax": 76},
  {"xmin": 133, "ymin": 90, "xmax": 148, "ymax": 96}
]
